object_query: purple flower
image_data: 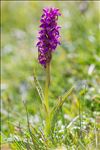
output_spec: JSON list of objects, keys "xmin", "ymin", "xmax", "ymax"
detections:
[{"xmin": 36, "ymin": 8, "xmax": 61, "ymax": 68}]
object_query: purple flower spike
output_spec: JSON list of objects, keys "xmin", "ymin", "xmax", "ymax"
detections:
[{"xmin": 36, "ymin": 8, "xmax": 61, "ymax": 68}]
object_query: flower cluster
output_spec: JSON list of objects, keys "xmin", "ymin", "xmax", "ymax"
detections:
[{"xmin": 36, "ymin": 8, "xmax": 61, "ymax": 67}]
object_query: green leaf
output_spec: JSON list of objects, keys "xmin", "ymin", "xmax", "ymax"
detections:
[
  {"xmin": 32, "ymin": 69, "xmax": 44, "ymax": 103},
  {"xmin": 50, "ymin": 86, "xmax": 74, "ymax": 133}
]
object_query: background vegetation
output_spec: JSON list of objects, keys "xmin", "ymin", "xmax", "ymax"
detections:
[{"xmin": 1, "ymin": 1, "xmax": 100, "ymax": 150}]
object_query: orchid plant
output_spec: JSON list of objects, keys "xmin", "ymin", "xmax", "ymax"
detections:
[{"xmin": 35, "ymin": 8, "xmax": 74, "ymax": 137}]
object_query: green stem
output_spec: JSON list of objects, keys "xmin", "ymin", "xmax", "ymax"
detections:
[
  {"xmin": 44, "ymin": 63, "xmax": 50, "ymax": 112},
  {"xmin": 44, "ymin": 63, "xmax": 50, "ymax": 135}
]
